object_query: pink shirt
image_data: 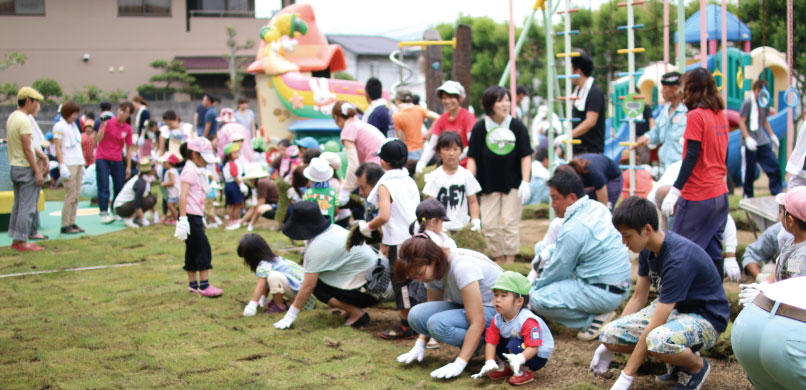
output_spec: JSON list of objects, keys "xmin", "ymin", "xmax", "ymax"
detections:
[
  {"xmin": 340, "ymin": 117, "xmax": 384, "ymax": 164},
  {"xmin": 180, "ymin": 163, "xmax": 207, "ymax": 216},
  {"xmin": 95, "ymin": 117, "xmax": 133, "ymax": 161}
]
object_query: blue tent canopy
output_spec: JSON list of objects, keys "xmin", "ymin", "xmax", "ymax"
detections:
[{"xmin": 674, "ymin": 4, "xmax": 751, "ymax": 43}]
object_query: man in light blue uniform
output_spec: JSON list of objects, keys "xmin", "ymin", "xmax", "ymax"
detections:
[
  {"xmin": 530, "ymin": 170, "xmax": 631, "ymax": 341},
  {"xmin": 635, "ymin": 72, "xmax": 687, "ymax": 172}
]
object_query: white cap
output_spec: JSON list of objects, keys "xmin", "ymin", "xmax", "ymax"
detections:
[{"xmin": 436, "ymin": 80, "xmax": 466, "ymax": 100}]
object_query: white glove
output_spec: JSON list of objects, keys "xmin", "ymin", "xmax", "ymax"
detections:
[
  {"xmin": 661, "ymin": 186, "xmax": 680, "ymax": 217},
  {"xmin": 503, "ymin": 352, "xmax": 526, "ymax": 376},
  {"xmin": 459, "ymin": 146, "xmax": 469, "ymax": 161},
  {"xmin": 258, "ymin": 295, "xmax": 267, "ymax": 307},
  {"xmin": 590, "ymin": 344, "xmax": 615, "ymax": 376},
  {"xmin": 136, "ymin": 136, "xmax": 145, "ymax": 147},
  {"xmin": 745, "ymin": 137, "xmax": 758, "ymax": 151},
  {"xmin": 174, "ymin": 216, "xmax": 190, "ymax": 240},
  {"xmin": 471, "ymin": 360, "xmax": 500, "ymax": 379},
  {"xmin": 430, "ymin": 357, "xmax": 467, "ymax": 379},
  {"xmin": 470, "ymin": 218, "xmax": 481, "ymax": 232},
  {"xmin": 273, "ymin": 306, "xmax": 300, "ymax": 329},
  {"xmin": 243, "ymin": 300, "xmax": 258, "ymax": 316},
  {"xmin": 358, "ymin": 220, "xmax": 373, "ymax": 238},
  {"xmin": 724, "ymin": 257, "xmax": 741, "ymax": 282},
  {"xmin": 59, "ymin": 164, "xmax": 70, "ymax": 180},
  {"xmin": 610, "ymin": 371, "xmax": 634, "ymax": 390},
  {"xmin": 338, "ymin": 189, "xmax": 351, "ymax": 206},
  {"xmin": 239, "ymin": 182, "xmax": 249, "ymax": 196},
  {"xmin": 396, "ymin": 338, "xmax": 426, "ymax": 364},
  {"xmin": 770, "ymin": 134, "xmax": 780, "ymax": 149},
  {"xmin": 553, "ymin": 133, "xmax": 569, "ymax": 148},
  {"xmin": 518, "ymin": 181, "xmax": 531, "ymax": 204},
  {"xmin": 415, "ymin": 160, "xmax": 426, "ymax": 175},
  {"xmin": 739, "ymin": 283, "xmax": 762, "ymax": 307}
]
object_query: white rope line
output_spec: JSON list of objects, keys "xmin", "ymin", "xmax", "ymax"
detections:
[{"xmin": 0, "ymin": 262, "xmax": 141, "ymax": 279}]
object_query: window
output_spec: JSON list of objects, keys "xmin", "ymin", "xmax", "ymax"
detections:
[
  {"xmin": 188, "ymin": 0, "xmax": 254, "ymax": 17},
  {"xmin": 118, "ymin": 0, "xmax": 170, "ymax": 17},
  {"xmin": 0, "ymin": 0, "xmax": 45, "ymax": 15}
]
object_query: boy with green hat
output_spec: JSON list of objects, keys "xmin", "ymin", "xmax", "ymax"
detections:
[{"xmin": 473, "ymin": 271, "xmax": 554, "ymax": 385}]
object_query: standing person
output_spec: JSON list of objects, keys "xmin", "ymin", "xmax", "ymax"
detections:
[
  {"xmin": 175, "ymin": 138, "xmax": 223, "ymax": 297},
  {"xmin": 558, "ymin": 153, "xmax": 623, "ymax": 209},
  {"xmin": 95, "ymin": 102, "xmax": 135, "ymax": 224},
  {"xmin": 661, "ymin": 68, "xmax": 730, "ymax": 276},
  {"xmin": 422, "ymin": 131, "xmax": 481, "ymax": 232},
  {"xmin": 132, "ymin": 96, "xmax": 151, "ymax": 159},
  {"xmin": 785, "ymin": 120, "xmax": 806, "ymax": 188},
  {"xmin": 202, "ymin": 96, "xmax": 220, "ymax": 143},
  {"xmin": 392, "ymin": 88, "xmax": 439, "ymax": 161},
  {"xmin": 467, "ymin": 86, "xmax": 533, "ymax": 264},
  {"xmin": 739, "ymin": 79, "xmax": 782, "ymax": 198},
  {"xmin": 634, "ymin": 72, "xmax": 687, "ymax": 172},
  {"xmin": 514, "ymin": 85, "xmax": 529, "ymax": 120},
  {"xmin": 26, "ymin": 95, "xmax": 49, "ymax": 241},
  {"xmin": 416, "ymin": 81, "xmax": 476, "ymax": 174},
  {"xmin": 631, "ymin": 93, "xmax": 656, "ymax": 165},
  {"xmin": 553, "ymin": 55, "xmax": 606, "ymax": 155},
  {"xmin": 94, "ymin": 102, "xmax": 113, "ymax": 131},
  {"xmin": 332, "ymin": 101, "xmax": 386, "ymax": 206},
  {"xmin": 7, "ymin": 87, "xmax": 45, "ymax": 252},
  {"xmin": 363, "ymin": 77, "xmax": 393, "ymax": 137},
  {"xmin": 81, "ymin": 121, "xmax": 95, "ymax": 168},
  {"xmin": 52, "ymin": 101, "xmax": 86, "ymax": 234},
  {"xmin": 234, "ymin": 97, "xmax": 257, "ymax": 138},
  {"xmin": 158, "ymin": 110, "xmax": 194, "ymax": 160},
  {"xmin": 194, "ymin": 94, "xmax": 211, "ymax": 136}
]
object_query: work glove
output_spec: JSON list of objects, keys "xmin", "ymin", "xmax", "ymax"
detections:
[
  {"xmin": 239, "ymin": 182, "xmax": 249, "ymax": 196},
  {"xmin": 518, "ymin": 181, "xmax": 531, "ymax": 204},
  {"xmin": 59, "ymin": 164, "xmax": 70, "ymax": 180},
  {"xmin": 745, "ymin": 137, "xmax": 758, "ymax": 152},
  {"xmin": 338, "ymin": 189, "xmax": 351, "ymax": 206},
  {"xmin": 430, "ymin": 357, "xmax": 467, "ymax": 379},
  {"xmin": 174, "ymin": 216, "xmax": 190, "ymax": 240},
  {"xmin": 553, "ymin": 133, "xmax": 569, "ymax": 148},
  {"xmin": 396, "ymin": 338, "xmax": 426, "ymax": 364},
  {"xmin": 358, "ymin": 220, "xmax": 373, "ymax": 238},
  {"xmin": 590, "ymin": 344, "xmax": 615, "ymax": 376},
  {"xmin": 770, "ymin": 134, "xmax": 780, "ymax": 150},
  {"xmin": 661, "ymin": 186, "xmax": 680, "ymax": 217},
  {"xmin": 724, "ymin": 257, "xmax": 741, "ymax": 282},
  {"xmin": 258, "ymin": 295, "xmax": 267, "ymax": 307},
  {"xmin": 610, "ymin": 371, "xmax": 634, "ymax": 390},
  {"xmin": 273, "ymin": 306, "xmax": 300, "ymax": 329},
  {"xmin": 415, "ymin": 160, "xmax": 426, "ymax": 175},
  {"xmin": 471, "ymin": 360, "xmax": 500, "ymax": 379},
  {"xmin": 470, "ymin": 218, "xmax": 481, "ymax": 232},
  {"xmin": 739, "ymin": 283, "xmax": 763, "ymax": 307},
  {"xmin": 243, "ymin": 300, "xmax": 258, "ymax": 317},
  {"xmin": 136, "ymin": 136, "xmax": 145, "ymax": 147},
  {"xmin": 503, "ymin": 352, "xmax": 526, "ymax": 376}
]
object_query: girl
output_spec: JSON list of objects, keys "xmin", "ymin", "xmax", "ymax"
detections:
[
  {"xmin": 332, "ymin": 100, "xmax": 385, "ymax": 206},
  {"xmin": 270, "ymin": 142, "xmax": 300, "ymax": 180},
  {"xmin": 423, "ymin": 131, "xmax": 482, "ymax": 232},
  {"xmin": 175, "ymin": 138, "xmax": 222, "ymax": 297},
  {"xmin": 161, "ymin": 154, "xmax": 181, "ymax": 224},
  {"xmin": 238, "ymin": 234, "xmax": 309, "ymax": 316},
  {"xmin": 222, "ymin": 142, "xmax": 246, "ymax": 230},
  {"xmin": 408, "ymin": 198, "xmax": 457, "ymax": 251}
]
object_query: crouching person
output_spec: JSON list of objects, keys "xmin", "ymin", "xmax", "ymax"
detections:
[{"xmin": 591, "ymin": 196, "xmax": 729, "ymax": 390}]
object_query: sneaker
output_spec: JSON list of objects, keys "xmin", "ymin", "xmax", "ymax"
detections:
[
  {"xmin": 113, "ymin": 214, "xmax": 123, "ymax": 221},
  {"xmin": 12, "ymin": 242, "xmax": 45, "ymax": 252},
  {"xmin": 71, "ymin": 224, "xmax": 85, "ymax": 233},
  {"xmin": 509, "ymin": 370, "xmax": 534, "ymax": 386},
  {"xmin": 164, "ymin": 219, "xmax": 176, "ymax": 226},
  {"xmin": 674, "ymin": 358, "xmax": 710, "ymax": 390},
  {"xmin": 140, "ymin": 218, "xmax": 150, "ymax": 227},
  {"xmin": 198, "ymin": 285, "xmax": 223, "ymax": 298},
  {"xmin": 188, "ymin": 286, "xmax": 201, "ymax": 295},
  {"xmin": 100, "ymin": 214, "xmax": 114, "ymax": 224},
  {"xmin": 123, "ymin": 218, "xmax": 140, "ymax": 229},
  {"xmin": 488, "ymin": 366, "xmax": 513, "ymax": 380},
  {"xmin": 577, "ymin": 311, "xmax": 616, "ymax": 341},
  {"xmin": 207, "ymin": 222, "xmax": 220, "ymax": 229},
  {"xmin": 379, "ymin": 323, "xmax": 416, "ymax": 340},
  {"xmin": 656, "ymin": 364, "xmax": 680, "ymax": 386},
  {"xmin": 426, "ymin": 338, "xmax": 440, "ymax": 349},
  {"xmin": 225, "ymin": 223, "xmax": 241, "ymax": 230},
  {"xmin": 265, "ymin": 301, "xmax": 288, "ymax": 314},
  {"xmin": 246, "ymin": 224, "xmax": 254, "ymax": 232}
]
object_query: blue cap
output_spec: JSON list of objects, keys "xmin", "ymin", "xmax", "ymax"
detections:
[{"xmin": 294, "ymin": 136, "xmax": 320, "ymax": 150}]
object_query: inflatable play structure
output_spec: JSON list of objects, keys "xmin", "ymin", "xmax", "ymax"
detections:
[{"xmin": 246, "ymin": 4, "xmax": 390, "ymax": 145}]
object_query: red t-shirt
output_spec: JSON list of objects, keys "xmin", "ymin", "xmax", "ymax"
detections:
[
  {"xmin": 431, "ymin": 108, "xmax": 475, "ymax": 147},
  {"xmin": 680, "ymin": 108, "xmax": 729, "ymax": 201},
  {"xmin": 484, "ymin": 317, "xmax": 544, "ymax": 347},
  {"xmin": 95, "ymin": 117, "xmax": 133, "ymax": 161}
]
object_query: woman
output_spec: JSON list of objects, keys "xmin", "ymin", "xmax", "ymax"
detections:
[
  {"xmin": 132, "ymin": 96, "xmax": 151, "ymax": 158},
  {"xmin": 274, "ymin": 201, "xmax": 379, "ymax": 329},
  {"xmin": 661, "ymin": 68, "xmax": 730, "ymax": 275},
  {"xmin": 332, "ymin": 100, "xmax": 386, "ymax": 206},
  {"xmin": 95, "ymin": 101, "xmax": 135, "ymax": 223},
  {"xmin": 158, "ymin": 110, "xmax": 194, "ymax": 161},
  {"xmin": 558, "ymin": 153, "xmax": 622, "ymax": 209},
  {"xmin": 52, "ymin": 101, "xmax": 86, "ymax": 234},
  {"xmin": 467, "ymin": 86, "xmax": 533, "ymax": 264},
  {"xmin": 416, "ymin": 80, "xmax": 476, "ymax": 174},
  {"xmin": 395, "ymin": 235, "xmax": 503, "ymax": 379},
  {"xmin": 234, "ymin": 97, "xmax": 257, "ymax": 138},
  {"xmin": 392, "ymin": 88, "xmax": 439, "ymax": 161}
]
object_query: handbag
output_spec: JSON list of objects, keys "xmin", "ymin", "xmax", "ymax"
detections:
[{"xmin": 361, "ymin": 250, "xmax": 394, "ymax": 301}]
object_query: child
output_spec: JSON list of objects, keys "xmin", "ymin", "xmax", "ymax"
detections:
[
  {"xmin": 271, "ymin": 142, "xmax": 300, "ymax": 180},
  {"xmin": 592, "ymin": 196, "xmax": 729, "ymax": 390},
  {"xmin": 473, "ymin": 271, "xmax": 554, "ymax": 386},
  {"xmin": 302, "ymin": 157, "xmax": 339, "ymax": 223},
  {"xmin": 238, "ymin": 234, "xmax": 305, "ymax": 315},
  {"xmin": 423, "ymin": 131, "xmax": 481, "ymax": 231},
  {"xmin": 81, "ymin": 121, "xmax": 95, "ymax": 168},
  {"xmin": 161, "ymin": 153, "xmax": 181, "ymax": 224},
  {"xmin": 409, "ymin": 198, "xmax": 457, "ymax": 251},
  {"xmin": 175, "ymin": 138, "xmax": 223, "ymax": 297},
  {"xmin": 358, "ymin": 139, "xmax": 421, "ymax": 340},
  {"xmin": 251, "ymin": 137, "xmax": 267, "ymax": 166},
  {"xmin": 223, "ymin": 142, "xmax": 246, "ymax": 230},
  {"xmin": 288, "ymin": 164, "xmax": 309, "ymax": 204}
]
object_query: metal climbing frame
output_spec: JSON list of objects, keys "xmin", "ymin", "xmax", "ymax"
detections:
[{"xmin": 617, "ymin": 0, "xmax": 645, "ymax": 196}]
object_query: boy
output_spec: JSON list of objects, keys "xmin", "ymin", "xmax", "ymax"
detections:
[
  {"xmin": 357, "ymin": 139, "xmax": 421, "ymax": 339},
  {"xmin": 592, "ymin": 196, "xmax": 729, "ymax": 390},
  {"xmin": 302, "ymin": 157, "xmax": 339, "ymax": 223},
  {"xmin": 473, "ymin": 271, "xmax": 554, "ymax": 386}
]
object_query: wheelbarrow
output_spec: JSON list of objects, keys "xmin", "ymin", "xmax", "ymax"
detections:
[{"xmin": 738, "ymin": 196, "xmax": 779, "ymax": 239}]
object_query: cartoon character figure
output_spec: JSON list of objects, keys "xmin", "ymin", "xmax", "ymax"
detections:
[{"xmin": 308, "ymin": 78, "xmax": 336, "ymax": 115}]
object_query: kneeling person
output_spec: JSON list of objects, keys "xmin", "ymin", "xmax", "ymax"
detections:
[{"xmin": 592, "ymin": 196, "xmax": 729, "ymax": 390}]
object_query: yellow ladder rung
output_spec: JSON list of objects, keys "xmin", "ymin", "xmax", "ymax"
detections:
[
  {"xmin": 617, "ymin": 48, "xmax": 646, "ymax": 54},
  {"xmin": 561, "ymin": 139, "xmax": 582, "ymax": 144},
  {"xmin": 556, "ymin": 52, "xmax": 581, "ymax": 58}
]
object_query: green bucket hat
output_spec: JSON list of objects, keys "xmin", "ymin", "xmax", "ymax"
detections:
[
  {"xmin": 492, "ymin": 271, "xmax": 532, "ymax": 296},
  {"xmin": 252, "ymin": 137, "xmax": 266, "ymax": 152},
  {"xmin": 323, "ymin": 140, "xmax": 341, "ymax": 153}
]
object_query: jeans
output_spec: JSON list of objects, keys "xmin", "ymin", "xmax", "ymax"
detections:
[
  {"xmin": 96, "ymin": 159, "xmax": 126, "ymax": 214},
  {"xmin": 744, "ymin": 144, "xmax": 782, "ymax": 197},
  {"xmin": 407, "ymin": 301, "xmax": 497, "ymax": 347},
  {"xmin": 9, "ymin": 166, "xmax": 40, "ymax": 242}
]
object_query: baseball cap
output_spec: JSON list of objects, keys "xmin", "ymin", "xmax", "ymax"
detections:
[
  {"xmin": 139, "ymin": 157, "xmax": 154, "ymax": 173},
  {"xmin": 166, "ymin": 154, "xmax": 179, "ymax": 165},
  {"xmin": 776, "ymin": 186, "xmax": 806, "ymax": 222},
  {"xmin": 82, "ymin": 121, "xmax": 94, "ymax": 129},
  {"xmin": 187, "ymin": 137, "xmax": 217, "ymax": 164},
  {"xmin": 660, "ymin": 72, "xmax": 682, "ymax": 86},
  {"xmin": 375, "ymin": 139, "xmax": 408, "ymax": 165},
  {"xmin": 436, "ymin": 80, "xmax": 466, "ymax": 100},
  {"xmin": 17, "ymin": 86, "xmax": 43, "ymax": 101},
  {"xmin": 230, "ymin": 132, "xmax": 245, "ymax": 142},
  {"xmin": 415, "ymin": 198, "xmax": 450, "ymax": 223},
  {"xmin": 395, "ymin": 88, "xmax": 413, "ymax": 102},
  {"xmin": 295, "ymin": 136, "xmax": 320, "ymax": 150},
  {"xmin": 492, "ymin": 271, "xmax": 532, "ymax": 296}
]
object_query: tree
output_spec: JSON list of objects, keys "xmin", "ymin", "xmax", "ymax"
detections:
[
  {"xmin": 137, "ymin": 59, "xmax": 202, "ymax": 100},
  {"xmin": 333, "ymin": 71, "xmax": 355, "ymax": 81},
  {"xmin": 68, "ymin": 85, "xmax": 105, "ymax": 104},
  {"xmin": 1, "ymin": 82, "xmax": 20, "ymax": 104},
  {"xmin": 32, "ymin": 78, "xmax": 62, "ymax": 103},
  {"xmin": 0, "ymin": 52, "xmax": 26, "ymax": 71},
  {"xmin": 223, "ymin": 26, "xmax": 255, "ymax": 98}
]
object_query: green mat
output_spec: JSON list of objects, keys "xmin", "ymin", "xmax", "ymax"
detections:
[{"xmin": 0, "ymin": 201, "xmax": 125, "ymax": 247}]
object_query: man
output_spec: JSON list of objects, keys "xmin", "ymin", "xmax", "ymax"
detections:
[
  {"xmin": 529, "ymin": 170, "xmax": 631, "ymax": 341},
  {"xmin": 592, "ymin": 196, "xmax": 729, "ymax": 390},
  {"xmin": 515, "ymin": 85, "xmax": 528, "ymax": 120},
  {"xmin": 202, "ymin": 95, "xmax": 220, "ymax": 143},
  {"xmin": 363, "ymin": 77, "xmax": 393, "ymax": 138},
  {"xmin": 554, "ymin": 55, "xmax": 606, "ymax": 155},
  {"xmin": 194, "ymin": 94, "xmax": 211, "ymax": 137},
  {"xmin": 740, "ymin": 79, "xmax": 782, "ymax": 198},
  {"xmin": 7, "ymin": 87, "xmax": 46, "ymax": 252},
  {"xmin": 634, "ymin": 72, "xmax": 687, "ymax": 172}
]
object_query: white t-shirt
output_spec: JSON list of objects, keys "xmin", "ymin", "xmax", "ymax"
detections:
[
  {"xmin": 423, "ymin": 165, "xmax": 482, "ymax": 231},
  {"xmin": 52, "ymin": 118, "xmax": 85, "ymax": 166},
  {"xmin": 368, "ymin": 168, "xmax": 420, "ymax": 246},
  {"xmin": 426, "ymin": 252, "xmax": 503, "ymax": 307},
  {"xmin": 163, "ymin": 167, "xmax": 181, "ymax": 199},
  {"xmin": 159, "ymin": 122, "xmax": 194, "ymax": 160}
]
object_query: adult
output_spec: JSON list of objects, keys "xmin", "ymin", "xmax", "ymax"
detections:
[
  {"xmin": 514, "ymin": 85, "xmax": 528, "ymax": 120},
  {"xmin": 392, "ymin": 88, "xmax": 439, "ymax": 161},
  {"xmin": 530, "ymin": 170, "xmax": 631, "ymax": 340},
  {"xmin": 274, "ymin": 201, "xmax": 378, "ymax": 329},
  {"xmin": 333, "ymin": 100, "xmax": 386, "ymax": 206},
  {"xmin": 634, "ymin": 72, "xmax": 687, "ymax": 171},
  {"xmin": 234, "ymin": 96, "xmax": 257, "ymax": 138},
  {"xmin": 194, "ymin": 94, "xmax": 211, "ymax": 136},
  {"xmin": 416, "ymin": 81, "xmax": 476, "ymax": 174},
  {"xmin": 467, "ymin": 85, "xmax": 532, "ymax": 264},
  {"xmin": 132, "ymin": 96, "xmax": 152, "ymax": 158},
  {"xmin": 27, "ymin": 95, "xmax": 49, "ymax": 241},
  {"xmin": 7, "ymin": 87, "xmax": 45, "ymax": 252},
  {"xmin": 395, "ymin": 235, "xmax": 503, "ymax": 379},
  {"xmin": 553, "ymin": 55, "xmax": 606, "ymax": 155},
  {"xmin": 241, "ymin": 162, "xmax": 280, "ymax": 231},
  {"xmin": 158, "ymin": 110, "xmax": 194, "ymax": 161},
  {"xmin": 362, "ymin": 77, "xmax": 393, "ymax": 137},
  {"xmin": 113, "ymin": 158, "xmax": 158, "ymax": 228},
  {"xmin": 660, "ymin": 68, "xmax": 730, "ymax": 276},
  {"xmin": 95, "ymin": 101, "xmax": 135, "ymax": 224},
  {"xmin": 558, "ymin": 153, "xmax": 623, "ymax": 209},
  {"xmin": 739, "ymin": 79, "xmax": 782, "ymax": 198},
  {"xmin": 52, "ymin": 101, "xmax": 86, "ymax": 234},
  {"xmin": 631, "ymin": 93, "xmax": 656, "ymax": 165},
  {"xmin": 202, "ymin": 95, "xmax": 220, "ymax": 143}
]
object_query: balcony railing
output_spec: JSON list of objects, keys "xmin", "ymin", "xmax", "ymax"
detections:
[{"xmin": 188, "ymin": 9, "xmax": 254, "ymax": 18}]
